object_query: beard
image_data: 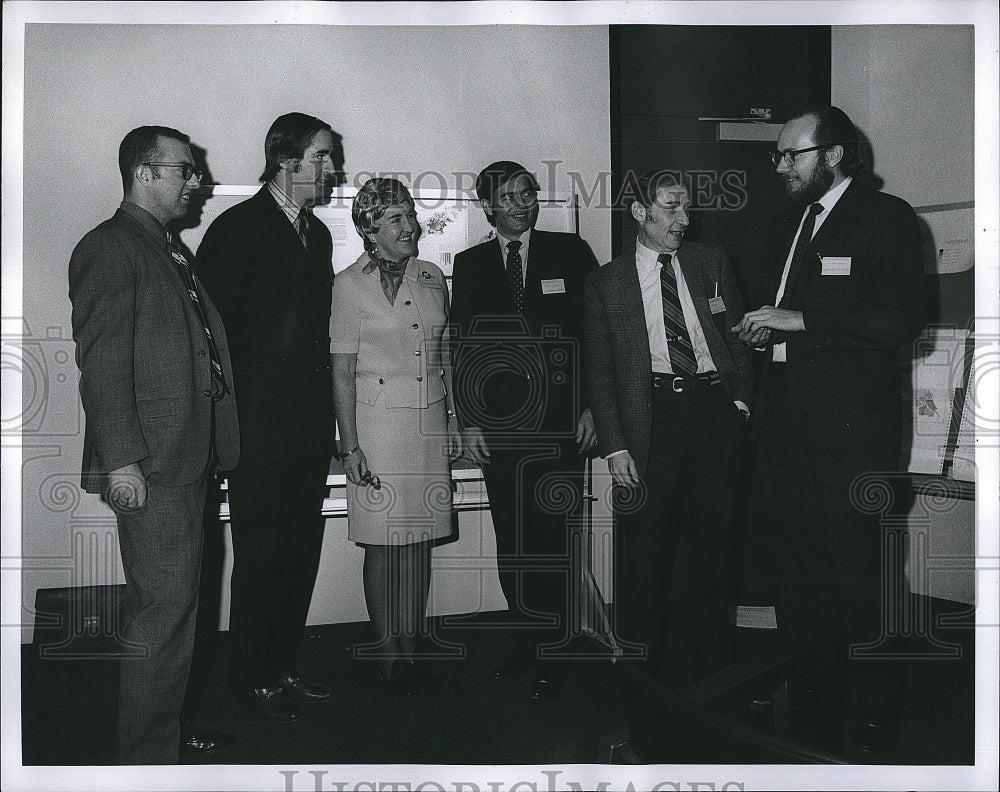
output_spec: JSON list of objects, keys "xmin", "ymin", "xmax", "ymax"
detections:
[{"xmin": 785, "ymin": 161, "xmax": 836, "ymax": 206}]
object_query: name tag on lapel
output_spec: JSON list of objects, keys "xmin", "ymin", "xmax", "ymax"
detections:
[
  {"xmin": 708, "ymin": 296, "xmax": 727, "ymax": 314},
  {"xmin": 541, "ymin": 278, "xmax": 566, "ymax": 295},
  {"xmin": 820, "ymin": 256, "xmax": 852, "ymax": 276}
]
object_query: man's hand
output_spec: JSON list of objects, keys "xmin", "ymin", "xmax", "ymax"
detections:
[
  {"xmin": 733, "ymin": 306, "xmax": 805, "ymax": 339},
  {"xmin": 575, "ymin": 408, "xmax": 597, "ymax": 454},
  {"xmin": 107, "ymin": 463, "xmax": 147, "ymax": 511},
  {"xmin": 608, "ymin": 452, "xmax": 640, "ymax": 489},
  {"xmin": 462, "ymin": 427, "xmax": 491, "ymax": 467}
]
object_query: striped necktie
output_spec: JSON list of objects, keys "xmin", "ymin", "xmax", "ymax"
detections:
[
  {"xmin": 167, "ymin": 239, "xmax": 227, "ymax": 399},
  {"xmin": 295, "ymin": 207, "xmax": 311, "ymax": 250},
  {"xmin": 659, "ymin": 252, "xmax": 697, "ymax": 377}
]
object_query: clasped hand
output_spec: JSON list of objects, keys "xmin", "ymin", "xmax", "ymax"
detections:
[{"xmin": 731, "ymin": 306, "xmax": 805, "ymax": 345}]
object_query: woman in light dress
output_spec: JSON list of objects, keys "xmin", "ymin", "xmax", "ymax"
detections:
[{"xmin": 331, "ymin": 177, "xmax": 461, "ymax": 694}]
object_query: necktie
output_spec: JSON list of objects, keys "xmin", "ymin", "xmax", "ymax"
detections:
[
  {"xmin": 506, "ymin": 240, "xmax": 525, "ymax": 314},
  {"xmin": 779, "ymin": 202, "xmax": 823, "ymax": 307},
  {"xmin": 295, "ymin": 207, "xmax": 311, "ymax": 250},
  {"xmin": 168, "ymin": 239, "xmax": 227, "ymax": 399},
  {"xmin": 659, "ymin": 253, "xmax": 697, "ymax": 377}
]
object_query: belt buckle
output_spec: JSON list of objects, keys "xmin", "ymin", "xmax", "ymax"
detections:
[{"xmin": 671, "ymin": 376, "xmax": 685, "ymax": 393}]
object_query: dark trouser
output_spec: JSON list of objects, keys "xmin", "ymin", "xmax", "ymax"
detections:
[
  {"xmin": 227, "ymin": 454, "xmax": 331, "ymax": 689},
  {"xmin": 614, "ymin": 382, "xmax": 746, "ymax": 681},
  {"xmin": 740, "ymin": 365, "xmax": 906, "ymax": 720},
  {"xmin": 115, "ymin": 474, "xmax": 208, "ymax": 764},
  {"xmin": 481, "ymin": 438, "xmax": 585, "ymax": 658}
]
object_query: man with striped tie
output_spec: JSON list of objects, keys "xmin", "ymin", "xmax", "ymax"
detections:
[{"xmin": 583, "ymin": 169, "xmax": 753, "ymax": 686}]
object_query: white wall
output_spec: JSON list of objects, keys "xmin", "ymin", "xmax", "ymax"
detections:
[
  {"xmin": 832, "ymin": 25, "xmax": 974, "ymax": 207},
  {"xmin": 18, "ymin": 23, "xmax": 611, "ymax": 641},
  {"xmin": 832, "ymin": 25, "xmax": 976, "ymax": 605}
]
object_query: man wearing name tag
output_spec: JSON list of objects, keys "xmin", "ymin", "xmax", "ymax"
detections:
[
  {"xmin": 733, "ymin": 105, "xmax": 924, "ymax": 757},
  {"xmin": 584, "ymin": 169, "xmax": 752, "ymax": 685},
  {"xmin": 450, "ymin": 160, "xmax": 598, "ymax": 700}
]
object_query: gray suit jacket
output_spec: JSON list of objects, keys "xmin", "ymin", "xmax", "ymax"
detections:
[
  {"xmin": 70, "ymin": 203, "xmax": 240, "ymax": 492},
  {"xmin": 583, "ymin": 241, "xmax": 752, "ymax": 475}
]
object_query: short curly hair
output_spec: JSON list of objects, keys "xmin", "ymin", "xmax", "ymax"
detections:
[{"xmin": 352, "ymin": 177, "xmax": 414, "ymax": 256}]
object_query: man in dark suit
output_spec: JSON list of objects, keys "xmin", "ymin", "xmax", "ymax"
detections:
[
  {"xmin": 450, "ymin": 160, "xmax": 598, "ymax": 700},
  {"xmin": 196, "ymin": 113, "xmax": 337, "ymax": 722},
  {"xmin": 584, "ymin": 170, "xmax": 753, "ymax": 685},
  {"xmin": 734, "ymin": 105, "xmax": 924, "ymax": 756},
  {"xmin": 69, "ymin": 126, "xmax": 241, "ymax": 763}
]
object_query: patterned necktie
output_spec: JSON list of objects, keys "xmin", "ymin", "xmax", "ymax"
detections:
[
  {"xmin": 779, "ymin": 202, "xmax": 823, "ymax": 307},
  {"xmin": 659, "ymin": 252, "xmax": 697, "ymax": 377},
  {"xmin": 506, "ymin": 240, "xmax": 525, "ymax": 314},
  {"xmin": 295, "ymin": 207, "xmax": 311, "ymax": 250},
  {"xmin": 167, "ymin": 239, "xmax": 226, "ymax": 399}
]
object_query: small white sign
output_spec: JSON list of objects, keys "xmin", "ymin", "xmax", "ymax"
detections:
[
  {"xmin": 820, "ymin": 256, "xmax": 852, "ymax": 275},
  {"xmin": 541, "ymin": 278, "xmax": 566, "ymax": 294}
]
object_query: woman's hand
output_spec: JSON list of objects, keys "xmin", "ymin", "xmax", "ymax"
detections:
[
  {"xmin": 447, "ymin": 415, "xmax": 463, "ymax": 461},
  {"xmin": 342, "ymin": 447, "xmax": 371, "ymax": 486}
]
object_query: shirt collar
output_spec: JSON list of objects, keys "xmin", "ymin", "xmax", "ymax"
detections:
[
  {"xmin": 266, "ymin": 180, "xmax": 304, "ymax": 226},
  {"xmin": 635, "ymin": 237, "xmax": 677, "ymax": 274},
  {"xmin": 120, "ymin": 200, "xmax": 169, "ymax": 248},
  {"xmin": 496, "ymin": 226, "xmax": 531, "ymax": 253},
  {"xmin": 816, "ymin": 175, "xmax": 852, "ymax": 216}
]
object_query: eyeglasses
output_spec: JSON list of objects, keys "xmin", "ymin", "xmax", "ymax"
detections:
[
  {"xmin": 361, "ymin": 470, "xmax": 381, "ymax": 490},
  {"xmin": 496, "ymin": 188, "xmax": 538, "ymax": 207},
  {"xmin": 768, "ymin": 145, "xmax": 828, "ymax": 168},
  {"xmin": 144, "ymin": 162, "xmax": 203, "ymax": 181}
]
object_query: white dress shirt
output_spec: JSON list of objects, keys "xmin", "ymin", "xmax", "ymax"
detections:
[
  {"xmin": 772, "ymin": 176, "xmax": 852, "ymax": 362},
  {"xmin": 635, "ymin": 238, "xmax": 716, "ymax": 375}
]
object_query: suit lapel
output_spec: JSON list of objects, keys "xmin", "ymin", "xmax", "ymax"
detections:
[
  {"xmin": 616, "ymin": 252, "xmax": 652, "ymax": 367},
  {"xmin": 678, "ymin": 246, "xmax": 717, "ymax": 338},
  {"xmin": 808, "ymin": 179, "xmax": 861, "ymax": 255}
]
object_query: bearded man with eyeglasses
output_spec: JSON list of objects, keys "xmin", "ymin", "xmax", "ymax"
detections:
[{"xmin": 733, "ymin": 105, "xmax": 924, "ymax": 758}]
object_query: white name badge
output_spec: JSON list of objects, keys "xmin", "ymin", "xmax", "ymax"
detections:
[
  {"xmin": 820, "ymin": 256, "xmax": 852, "ymax": 275},
  {"xmin": 541, "ymin": 278, "xmax": 566, "ymax": 294},
  {"xmin": 708, "ymin": 295, "xmax": 727, "ymax": 314}
]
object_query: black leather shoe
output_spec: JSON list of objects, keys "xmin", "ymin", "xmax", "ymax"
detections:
[
  {"xmin": 529, "ymin": 660, "xmax": 569, "ymax": 701},
  {"xmin": 491, "ymin": 650, "xmax": 535, "ymax": 680},
  {"xmin": 280, "ymin": 671, "xmax": 334, "ymax": 703},
  {"xmin": 243, "ymin": 686, "xmax": 304, "ymax": 723},
  {"xmin": 377, "ymin": 658, "xmax": 422, "ymax": 697},
  {"xmin": 180, "ymin": 730, "xmax": 236, "ymax": 757},
  {"xmin": 851, "ymin": 717, "xmax": 893, "ymax": 758}
]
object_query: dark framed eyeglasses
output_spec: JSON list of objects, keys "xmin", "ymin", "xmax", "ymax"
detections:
[
  {"xmin": 361, "ymin": 470, "xmax": 381, "ymax": 490},
  {"xmin": 768, "ymin": 145, "xmax": 829, "ymax": 168},
  {"xmin": 144, "ymin": 162, "xmax": 203, "ymax": 181}
]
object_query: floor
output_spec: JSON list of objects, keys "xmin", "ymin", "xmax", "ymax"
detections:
[{"xmin": 20, "ymin": 598, "xmax": 976, "ymax": 768}]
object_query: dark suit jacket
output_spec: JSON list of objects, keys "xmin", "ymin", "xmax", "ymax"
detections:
[
  {"xmin": 584, "ymin": 241, "xmax": 753, "ymax": 476},
  {"xmin": 450, "ymin": 229, "xmax": 598, "ymax": 438},
  {"xmin": 69, "ymin": 203, "xmax": 240, "ymax": 492},
  {"xmin": 196, "ymin": 187, "xmax": 335, "ymax": 461},
  {"xmin": 752, "ymin": 179, "xmax": 924, "ymax": 461}
]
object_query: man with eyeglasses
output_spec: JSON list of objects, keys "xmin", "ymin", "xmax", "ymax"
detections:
[
  {"xmin": 450, "ymin": 161, "xmax": 599, "ymax": 700},
  {"xmin": 197, "ymin": 113, "xmax": 339, "ymax": 723},
  {"xmin": 733, "ymin": 105, "xmax": 924, "ymax": 757},
  {"xmin": 69, "ymin": 126, "xmax": 240, "ymax": 763}
]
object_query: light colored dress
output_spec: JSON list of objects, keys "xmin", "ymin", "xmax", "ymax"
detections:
[{"xmin": 330, "ymin": 253, "xmax": 454, "ymax": 545}]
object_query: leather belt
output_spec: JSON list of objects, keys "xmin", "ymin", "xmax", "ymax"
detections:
[{"xmin": 651, "ymin": 371, "xmax": 721, "ymax": 393}]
